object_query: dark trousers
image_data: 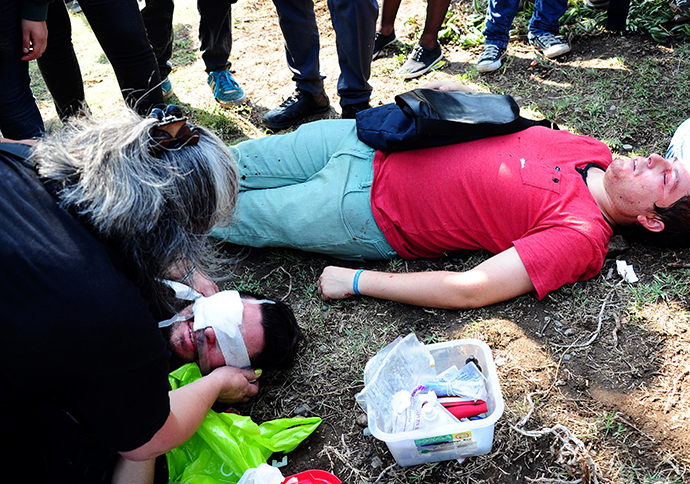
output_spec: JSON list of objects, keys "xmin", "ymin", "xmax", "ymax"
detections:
[
  {"xmin": 142, "ymin": 0, "xmax": 235, "ymax": 78},
  {"xmin": 0, "ymin": 0, "xmax": 45, "ymax": 139},
  {"xmin": 37, "ymin": 0, "xmax": 164, "ymax": 118},
  {"xmin": 272, "ymin": 0, "xmax": 378, "ymax": 107}
]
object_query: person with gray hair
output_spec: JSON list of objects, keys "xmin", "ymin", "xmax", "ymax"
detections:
[{"xmin": 0, "ymin": 107, "xmax": 256, "ymax": 483}]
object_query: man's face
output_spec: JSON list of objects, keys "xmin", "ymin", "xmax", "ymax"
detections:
[
  {"xmin": 167, "ymin": 299, "xmax": 266, "ymax": 371},
  {"xmin": 603, "ymin": 154, "xmax": 690, "ymax": 224}
]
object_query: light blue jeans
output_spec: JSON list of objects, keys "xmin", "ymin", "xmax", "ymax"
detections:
[
  {"xmin": 667, "ymin": 118, "xmax": 690, "ymax": 161},
  {"xmin": 209, "ymin": 120, "xmax": 397, "ymax": 261}
]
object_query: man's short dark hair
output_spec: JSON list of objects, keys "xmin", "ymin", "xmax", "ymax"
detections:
[
  {"xmin": 240, "ymin": 291, "xmax": 303, "ymax": 371},
  {"xmin": 625, "ymin": 195, "xmax": 690, "ymax": 247}
]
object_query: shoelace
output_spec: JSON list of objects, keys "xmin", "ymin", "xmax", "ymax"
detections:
[
  {"xmin": 535, "ymin": 33, "xmax": 562, "ymax": 48},
  {"xmin": 411, "ymin": 45, "xmax": 425, "ymax": 62},
  {"xmin": 213, "ymin": 71, "xmax": 240, "ymax": 96},
  {"xmin": 479, "ymin": 44, "xmax": 502, "ymax": 61},
  {"xmin": 279, "ymin": 92, "xmax": 302, "ymax": 108}
]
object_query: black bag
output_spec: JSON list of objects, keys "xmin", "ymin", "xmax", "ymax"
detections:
[{"xmin": 356, "ymin": 88, "xmax": 558, "ymax": 152}]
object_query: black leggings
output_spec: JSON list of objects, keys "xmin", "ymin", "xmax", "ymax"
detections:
[{"xmin": 37, "ymin": 0, "xmax": 164, "ymax": 118}]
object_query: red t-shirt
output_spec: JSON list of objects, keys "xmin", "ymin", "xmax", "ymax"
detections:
[{"xmin": 370, "ymin": 126, "xmax": 614, "ymax": 299}]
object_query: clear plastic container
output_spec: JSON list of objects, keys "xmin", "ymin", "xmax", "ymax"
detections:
[{"xmin": 367, "ymin": 339, "xmax": 504, "ymax": 467}]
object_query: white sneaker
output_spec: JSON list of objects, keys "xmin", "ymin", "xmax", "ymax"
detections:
[
  {"xmin": 528, "ymin": 33, "xmax": 571, "ymax": 58},
  {"xmin": 476, "ymin": 44, "xmax": 507, "ymax": 73}
]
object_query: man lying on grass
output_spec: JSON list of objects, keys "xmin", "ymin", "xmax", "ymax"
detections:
[{"xmin": 210, "ymin": 81, "xmax": 690, "ymax": 310}]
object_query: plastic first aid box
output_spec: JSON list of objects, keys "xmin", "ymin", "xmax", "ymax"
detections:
[{"xmin": 367, "ymin": 339, "xmax": 504, "ymax": 467}]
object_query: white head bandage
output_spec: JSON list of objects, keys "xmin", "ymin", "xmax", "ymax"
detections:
[
  {"xmin": 192, "ymin": 290, "xmax": 251, "ymax": 369},
  {"xmin": 159, "ymin": 281, "xmax": 275, "ymax": 372}
]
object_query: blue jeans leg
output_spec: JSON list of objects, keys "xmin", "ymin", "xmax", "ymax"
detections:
[
  {"xmin": 272, "ymin": 0, "xmax": 325, "ymax": 98},
  {"xmin": 328, "ymin": 0, "xmax": 377, "ymax": 106},
  {"xmin": 0, "ymin": 0, "xmax": 45, "ymax": 139},
  {"xmin": 482, "ymin": 0, "xmax": 521, "ymax": 48},
  {"xmin": 209, "ymin": 120, "xmax": 396, "ymax": 261},
  {"xmin": 529, "ymin": 0, "xmax": 568, "ymax": 36}
]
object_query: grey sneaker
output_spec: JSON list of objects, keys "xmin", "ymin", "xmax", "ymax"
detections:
[
  {"xmin": 528, "ymin": 33, "xmax": 571, "ymax": 58},
  {"xmin": 476, "ymin": 44, "xmax": 506, "ymax": 73},
  {"xmin": 396, "ymin": 43, "xmax": 444, "ymax": 79}
]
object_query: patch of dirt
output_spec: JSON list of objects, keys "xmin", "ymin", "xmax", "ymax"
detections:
[{"xmin": 192, "ymin": 1, "xmax": 690, "ymax": 482}]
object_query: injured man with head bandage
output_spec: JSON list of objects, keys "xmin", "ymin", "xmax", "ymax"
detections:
[
  {"xmin": 112, "ymin": 285, "xmax": 303, "ymax": 483},
  {"xmin": 160, "ymin": 281, "xmax": 303, "ymax": 374}
]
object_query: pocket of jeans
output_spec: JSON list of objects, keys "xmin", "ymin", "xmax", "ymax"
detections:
[{"xmin": 341, "ymin": 184, "xmax": 376, "ymax": 241}]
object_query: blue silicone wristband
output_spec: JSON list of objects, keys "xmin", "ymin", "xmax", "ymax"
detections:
[{"xmin": 353, "ymin": 269, "xmax": 364, "ymax": 295}]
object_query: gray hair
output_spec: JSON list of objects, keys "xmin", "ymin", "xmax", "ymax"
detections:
[{"xmin": 31, "ymin": 111, "xmax": 239, "ymax": 309}]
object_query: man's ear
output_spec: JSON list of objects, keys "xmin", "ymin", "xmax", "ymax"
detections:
[{"xmin": 637, "ymin": 214, "xmax": 665, "ymax": 232}]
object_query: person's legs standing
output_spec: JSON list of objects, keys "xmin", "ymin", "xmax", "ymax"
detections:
[
  {"xmin": 79, "ymin": 0, "xmax": 164, "ymax": 115},
  {"xmin": 0, "ymin": 0, "xmax": 44, "ymax": 139},
  {"xmin": 529, "ymin": 0, "xmax": 568, "ymax": 37},
  {"xmin": 396, "ymin": 0, "xmax": 449, "ymax": 79},
  {"xmin": 482, "ymin": 0, "xmax": 520, "ymax": 49},
  {"xmin": 272, "ymin": 0, "xmax": 324, "ymax": 98},
  {"xmin": 476, "ymin": 0, "xmax": 519, "ymax": 73},
  {"xmin": 197, "ymin": 0, "xmax": 246, "ymax": 106},
  {"xmin": 261, "ymin": 0, "xmax": 330, "ymax": 131},
  {"xmin": 327, "ymin": 0, "xmax": 377, "ymax": 114},
  {"xmin": 197, "ymin": 0, "xmax": 233, "ymax": 73},
  {"xmin": 527, "ymin": 0, "xmax": 570, "ymax": 58},
  {"xmin": 373, "ymin": 0, "xmax": 399, "ymax": 59},
  {"xmin": 37, "ymin": 0, "xmax": 88, "ymax": 120},
  {"xmin": 141, "ymin": 0, "xmax": 175, "ymax": 82},
  {"xmin": 377, "ymin": 0, "xmax": 400, "ymax": 37}
]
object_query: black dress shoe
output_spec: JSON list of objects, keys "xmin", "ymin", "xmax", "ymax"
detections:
[
  {"xmin": 262, "ymin": 89, "xmax": 330, "ymax": 130},
  {"xmin": 341, "ymin": 102, "xmax": 372, "ymax": 119}
]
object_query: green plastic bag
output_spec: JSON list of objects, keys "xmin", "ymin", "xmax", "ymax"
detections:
[{"xmin": 166, "ymin": 364, "xmax": 321, "ymax": 484}]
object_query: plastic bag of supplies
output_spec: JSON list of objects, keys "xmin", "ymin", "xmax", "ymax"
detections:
[{"xmin": 166, "ymin": 363, "xmax": 321, "ymax": 484}]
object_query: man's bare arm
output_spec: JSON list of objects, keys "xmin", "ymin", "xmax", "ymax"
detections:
[{"xmin": 318, "ymin": 247, "xmax": 535, "ymax": 309}]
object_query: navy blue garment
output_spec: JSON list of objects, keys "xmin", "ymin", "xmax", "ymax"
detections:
[
  {"xmin": 143, "ymin": 0, "xmax": 237, "ymax": 77},
  {"xmin": 0, "ymin": 0, "xmax": 45, "ymax": 139},
  {"xmin": 0, "ymin": 144, "xmax": 171, "ymax": 483},
  {"xmin": 356, "ymin": 89, "xmax": 557, "ymax": 152},
  {"xmin": 37, "ymin": 0, "xmax": 164, "ymax": 117},
  {"xmin": 272, "ymin": 0, "xmax": 378, "ymax": 108}
]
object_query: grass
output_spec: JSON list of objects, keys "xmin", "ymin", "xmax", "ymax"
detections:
[
  {"xmin": 22, "ymin": 0, "xmax": 690, "ymax": 482},
  {"xmin": 629, "ymin": 270, "xmax": 690, "ymax": 308}
]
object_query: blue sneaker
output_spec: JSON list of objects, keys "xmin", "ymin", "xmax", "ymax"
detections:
[
  {"xmin": 207, "ymin": 70, "xmax": 246, "ymax": 107},
  {"xmin": 161, "ymin": 78, "xmax": 174, "ymax": 100}
]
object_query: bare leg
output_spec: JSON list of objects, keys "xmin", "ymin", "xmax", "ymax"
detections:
[
  {"xmin": 378, "ymin": 0, "xmax": 402, "ymax": 35},
  {"xmin": 419, "ymin": 0, "xmax": 452, "ymax": 50}
]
